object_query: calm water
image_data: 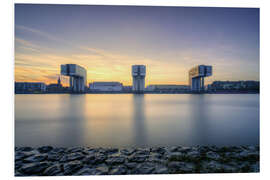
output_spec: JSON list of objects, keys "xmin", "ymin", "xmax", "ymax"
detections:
[{"xmin": 15, "ymin": 94, "xmax": 259, "ymax": 148}]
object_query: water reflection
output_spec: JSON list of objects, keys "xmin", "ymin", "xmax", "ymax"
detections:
[
  {"xmin": 15, "ymin": 94, "xmax": 259, "ymax": 147},
  {"xmin": 188, "ymin": 95, "xmax": 210, "ymax": 145},
  {"xmin": 132, "ymin": 94, "xmax": 147, "ymax": 147},
  {"xmin": 58, "ymin": 94, "xmax": 86, "ymax": 147}
]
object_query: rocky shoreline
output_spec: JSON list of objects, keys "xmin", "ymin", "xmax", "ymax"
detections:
[{"xmin": 15, "ymin": 145, "xmax": 259, "ymax": 176}]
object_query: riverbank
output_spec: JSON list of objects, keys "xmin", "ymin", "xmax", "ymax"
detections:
[
  {"xmin": 15, "ymin": 145, "xmax": 259, "ymax": 176},
  {"xmin": 15, "ymin": 91, "xmax": 259, "ymax": 94}
]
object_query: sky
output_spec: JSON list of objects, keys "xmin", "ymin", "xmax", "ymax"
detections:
[{"xmin": 15, "ymin": 4, "xmax": 259, "ymax": 86}]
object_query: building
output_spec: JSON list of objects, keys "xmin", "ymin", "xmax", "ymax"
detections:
[
  {"xmin": 132, "ymin": 65, "xmax": 146, "ymax": 93},
  {"xmin": 189, "ymin": 65, "xmax": 212, "ymax": 92},
  {"xmin": 61, "ymin": 64, "xmax": 87, "ymax": 92},
  {"xmin": 46, "ymin": 77, "xmax": 63, "ymax": 92},
  {"xmin": 208, "ymin": 81, "xmax": 259, "ymax": 92},
  {"xmin": 89, "ymin": 82, "xmax": 123, "ymax": 92},
  {"xmin": 146, "ymin": 85, "xmax": 189, "ymax": 92},
  {"xmin": 122, "ymin": 85, "xmax": 132, "ymax": 92},
  {"xmin": 15, "ymin": 82, "xmax": 46, "ymax": 93}
]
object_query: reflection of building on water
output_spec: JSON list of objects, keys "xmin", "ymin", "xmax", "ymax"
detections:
[
  {"xmin": 189, "ymin": 95, "xmax": 209, "ymax": 145},
  {"xmin": 58, "ymin": 94, "xmax": 86, "ymax": 146},
  {"xmin": 132, "ymin": 94, "xmax": 147, "ymax": 147}
]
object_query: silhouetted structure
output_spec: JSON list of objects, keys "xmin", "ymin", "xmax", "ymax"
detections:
[
  {"xmin": 61, "ymin": 64, "xmax": 87, "ymax": 92},
  {"xmin": 46, "ymin": 76, "xmax": 64, "ymax": 93},
  {"xmin": 146, "ymin": 84, "xmax": 189, "ymax": 93},
  {"xmin": 189, "ymin": 65, "xmax": 212, "ymax": 92},
  {"xmin": 89, "ymin": 82, "xmax": 123, "ymax": 92},
  {"xmin": 207, "ymin": 80, "xmax": 259, "ymax": 93},
  {"xmin": 15, "ymin": 82, "xmax": 46, "ymax": 93},
  {"xmin": 132, "ymin": 65, "xmax": 146, "ymax": 93}
]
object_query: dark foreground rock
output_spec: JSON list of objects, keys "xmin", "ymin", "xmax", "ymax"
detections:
[{"xmin": 15, "ymin": 145, "xmax": 259, "ymax": 176}]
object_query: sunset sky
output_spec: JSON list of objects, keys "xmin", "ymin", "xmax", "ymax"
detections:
[{"xmin": 15, "ymin": 4, "xmax": 259, "ymax": 86}]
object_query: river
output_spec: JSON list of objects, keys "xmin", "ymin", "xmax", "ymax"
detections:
[{"xmin": 15, "ymin": 94, "xmax": 259, "ymax": 148}]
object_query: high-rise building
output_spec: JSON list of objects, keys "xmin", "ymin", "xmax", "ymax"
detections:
[
  {"xmin": 132, "ymin": 65, "xmax": 146, "ymax": 93},
  {"xmin": 189, "ymin": 65, "xmax": 212, "ymax": 92},
  {"xmin": 61, "ymin": 64, "xmax": 87, "ymax": 92}
]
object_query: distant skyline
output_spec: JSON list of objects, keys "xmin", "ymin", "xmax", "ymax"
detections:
[{"xmin": 15, "ymin": 4, "xmax": 259, "ymax": 86}]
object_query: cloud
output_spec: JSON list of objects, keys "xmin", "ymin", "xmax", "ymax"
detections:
[
  {"xmin": 15, "ymin": 25, "xmax": 259, "ymax": 85},
  {"xmin": 16, "ymin": 25, "xmax": 63, "ymax": 42}
]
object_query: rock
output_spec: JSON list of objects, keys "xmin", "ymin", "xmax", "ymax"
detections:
[
  {"xmin": 23, "ymin": 154, "xmax": 48, "ymax": 163},
  {"xmin": 125, "ymin": 162, "xmax": 137, "ymax": 169},
  {"xmin": 151, "ymin": 147, "xmax": 166, "ymax": 154},
  {"xmin": 128, "ymin": 154, "xmax": 148, "ymax": 162},
  {"xmin": 75, "ymin": 168, "xmax": 97, "ymax": 175},
  {"xmin": 20, "ymin": 162, "xmax": 51, "ymax": 175},
  {"xmin": 179, "ymin": 147, "xmax": 191, "ymax": 153},
  {"xmin": 150, "ymin": 153, "xmax": 162, "ymax": 159},
  {"xmin": 223, "ymin": 152, "xmax": 238, "ymax": 160},
  {"xmin": 47, "ymin": 153, "xmax": 63, "ymax": 161},
  {"xmin": 110, "ymin": 165, "xmax": 127, "ymax": 175},
  {"xmin": 15, "ymin": 151, "xmax": 34, "ymax": 161},
  {"xmin": 106, "ymin": 156, "xmax": 125, "ymax": 165},
  {"xmin": 208, "ymin": 146, "xmax": 219, "ymax": 152},
  {"xmin": 50, "ymin": 147, "xmax": 65, "ymax": 154},
  {"xmin": 82, "ymin": 153, "xmax": 107, "ymax": 165},
  {"xmin": 168, "ymin": 161, "xmax": 195, "ymax": 173},
  {"xmin": 67, "ymin": 152, "xmax": 84, "ymax": 161},
  {"xmin": 15, "ymin": 171, "xmax": 24, "ymax": 176},
  {"xmin": 120, "ymin": 148, "xmax": 135, "ymax": 156},
  {"xmin": 239, "ymin": 162, "xmax": 251, "ymax": 172},
  {"xmin": 96, "ymin": 164, "xmax": 109, "ymax": 175},
  {"xmin": 59, "ymin": 152, "xmax": 84, "ymax": 162},
  {"xmin": 133, "ymin": 162, "xmax": 155, "ymax": 174},
  {"xmin": 167, "ymin": 152, "xmax": 185, "ymax": 161},
  {"xmin": 37, "ymin": 146, "xmax": 53, "ymax": 153},
  {"xmin": 106, "ymin": 148, "xmax": 119, "ymax": 155},
  {"xmin": 82, "ymin": 154, "xmax": 96, "ymax": 164},
  {"xmin": 218, "ymin": 146, "xmax": 233, "ymax": 153},
  {"xmin": 198, "ymin": 146, "xmax": 210, "ymax": 153},
  {"xmin": 66, "ymin": 147, "xmax": 83, "ymax": 153},
  {"xmin": 43, "ymin": 164, "xmax": 62, "ymax": 176},
  {"xmin": 169, "ymin": 146, "xmax": 179, "ymax": 152},
  {"xmin": 222, "ymin": 164, "xmax": 239, "ymax": 173},
  {"xmin": 136, "ymin": 148, "xmax": 150, "ymax": 155},
  {"xmin": 206, "ymin": 151, "xmax": 221, "ymax": 161},
  {"xmin": 238, "ymin": 151, "xmax": 259, "ymax": 161},
  {"xmin": 186, "ymin": 150, "xmax": 201, "ymax": 162},
  {"xmin": 15, "ymin": 160, "xmax": 23, "ymax": 169},
  {"xmin": 63, "ymin": 161, "xmax": 83, "ymax": 175},
  {"xmin": 14, "ymin": 145, "xmax": 260, "ymax": 175},
  {"xmin": 154, "ymin": 167, "xmax": 169, "ymax": 174},
  {"xmin": 17, "ymin": 147, "xmax": 33, "ymax": 152},
  {"xmin": 201, "ymin": 161, "xmax": 224, "ymax": 173},
  {"xmin": 86, "ymin": 148, "xmax": 98, "ymax": 154},
  {"xmin": 250, "ymin": 162, "xmax": 259, "ymax": 172},
  {"xmin": 95, "ymin": 153, "xmax": 107, "ymax": 164},
  {"xmin": 147, "ymin": 156, "xmax": 165, "ymax": 164}
]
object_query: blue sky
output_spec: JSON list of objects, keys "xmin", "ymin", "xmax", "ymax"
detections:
[{"xmin": 15, "ymin": 4, "xmax": 259, "ymax": 85}]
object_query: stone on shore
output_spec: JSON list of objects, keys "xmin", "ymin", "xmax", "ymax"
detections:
[{"xmin": 15, "ymin": 145, "xmax": 260, "ymax": 176}]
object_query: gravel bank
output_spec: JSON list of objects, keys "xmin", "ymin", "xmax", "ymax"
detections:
[{"xmin": 15, "ymin": 145, "xmax": 259, "ymax": 176}]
